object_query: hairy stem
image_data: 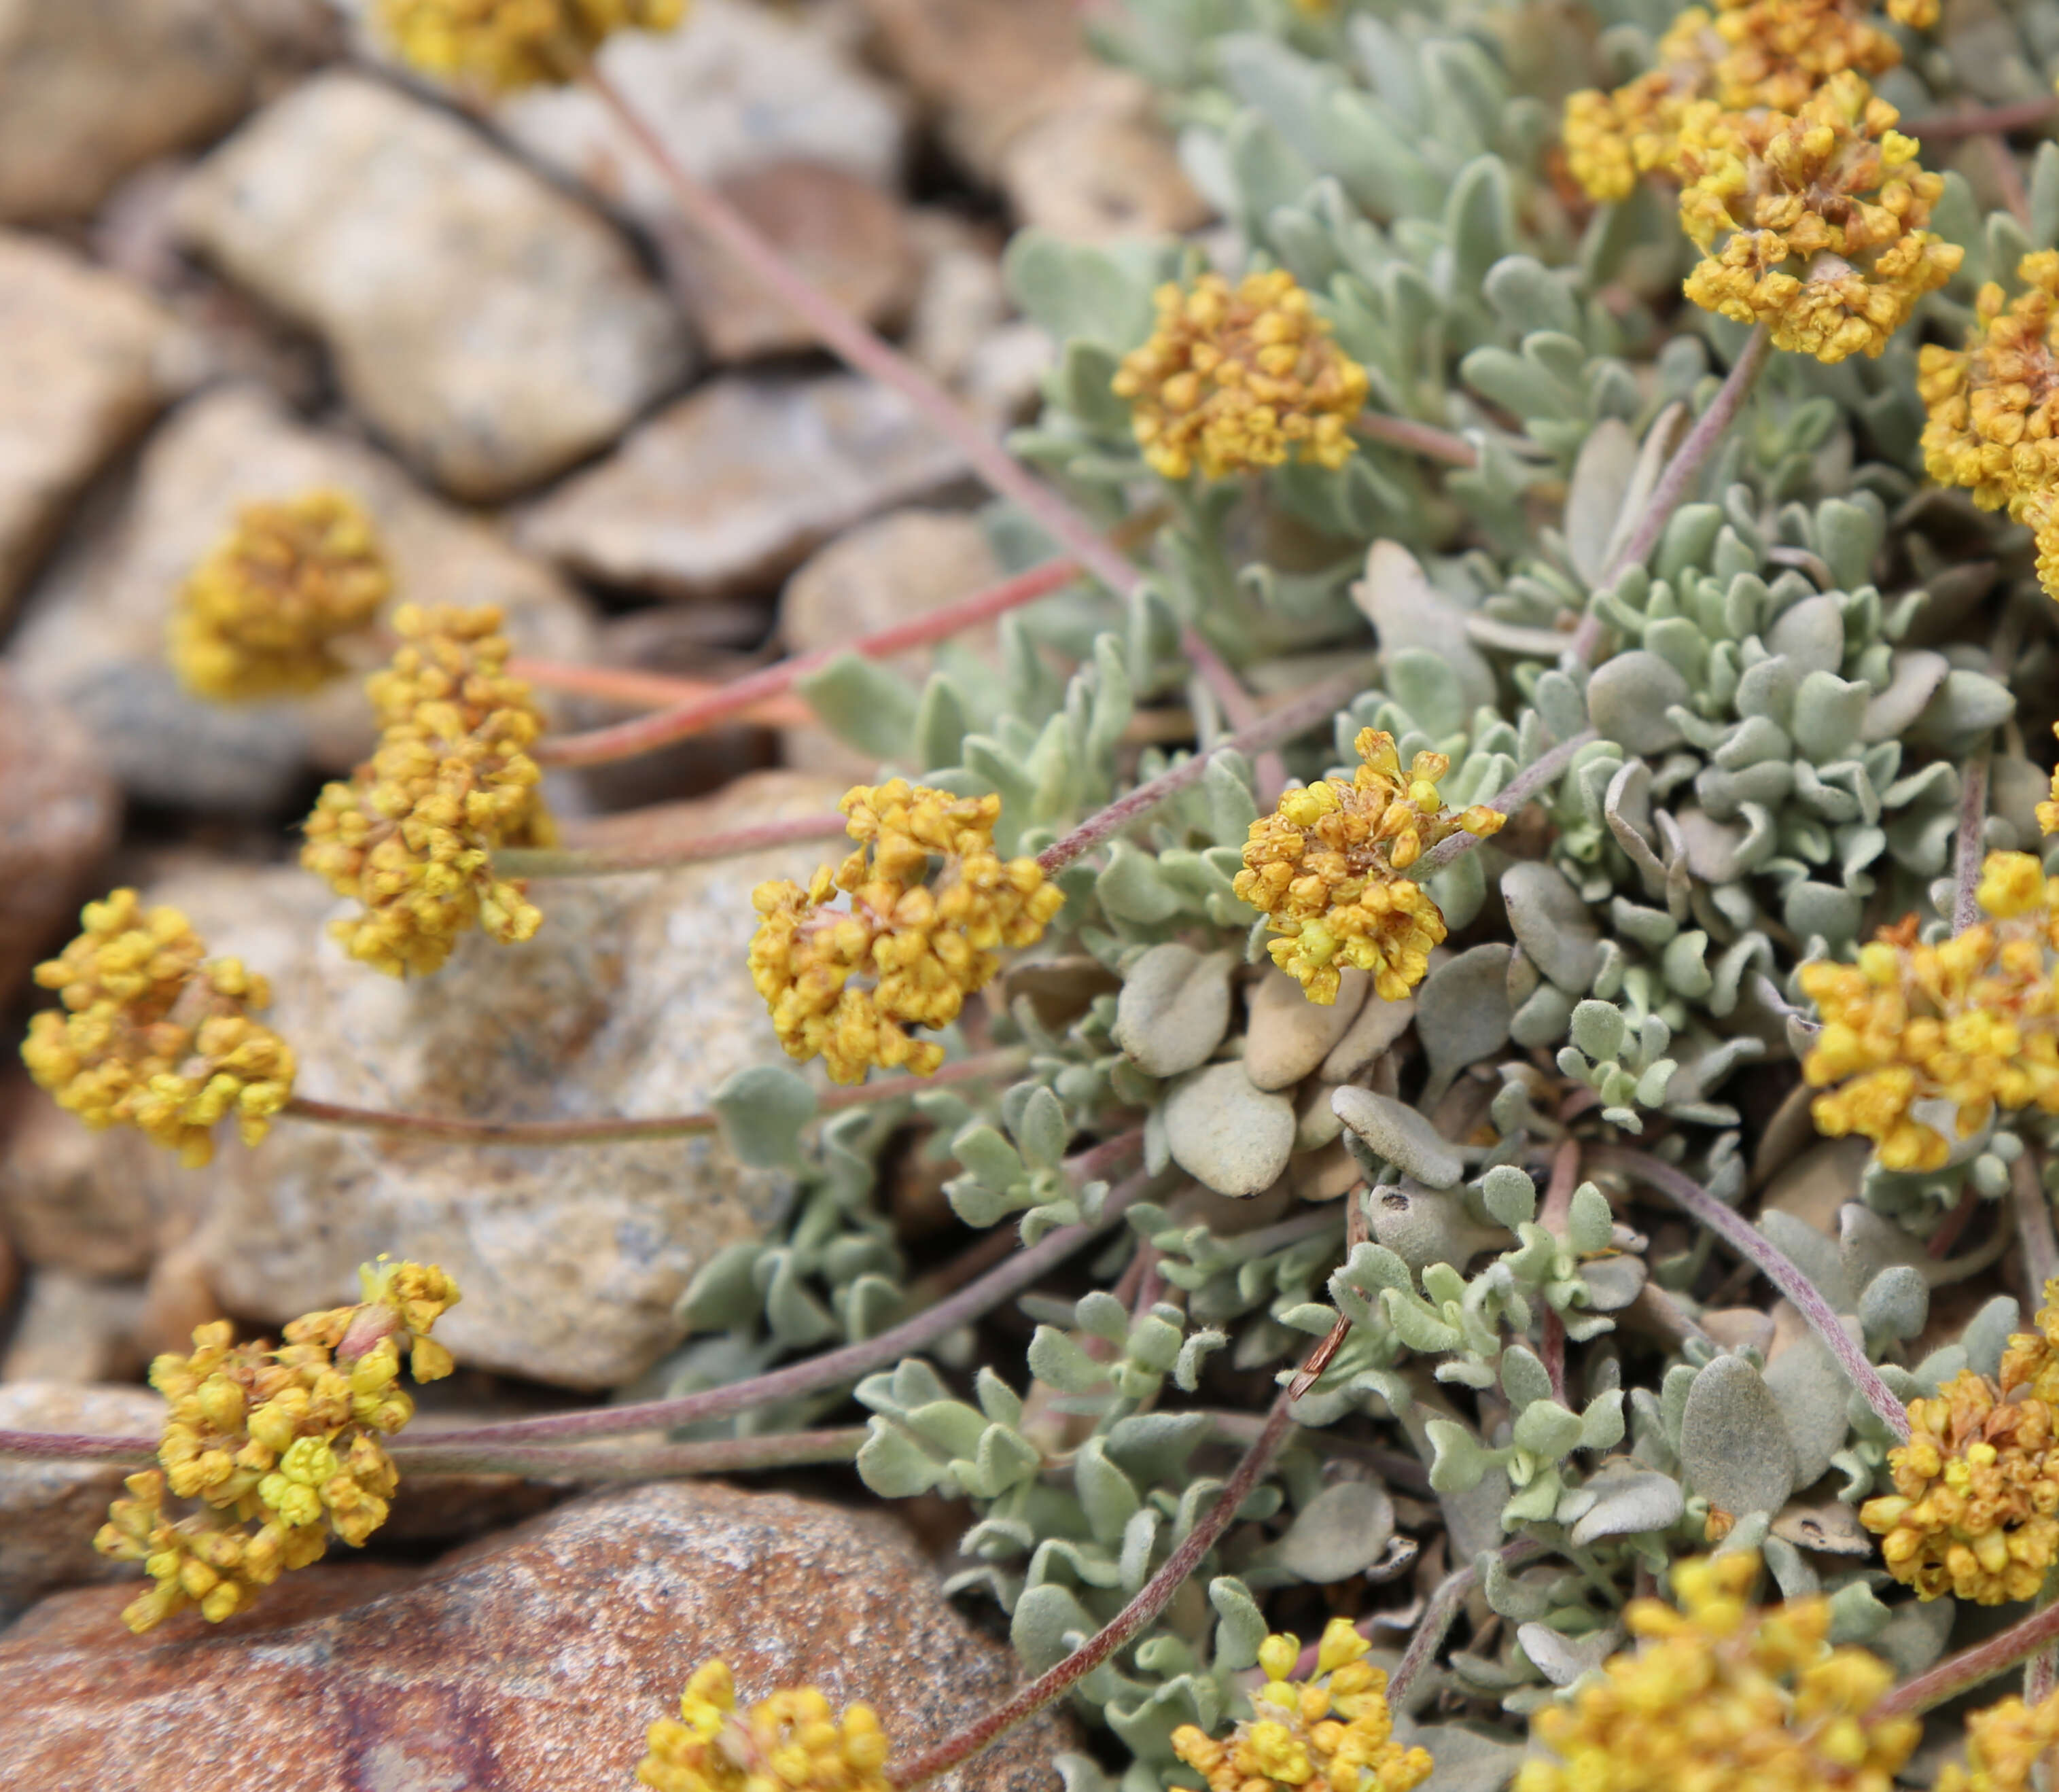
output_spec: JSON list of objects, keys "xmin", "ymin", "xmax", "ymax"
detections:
[
  {"xmin": 1953, "ymin": 748, "xmax": 1992, "ymax": 934},
  {"xmin": 495, "ymin": 811, "xmax": 851, "ymax": 878},
  {"xmin": 1387, "ymin": 1537, "xmax": 1549, "ymax": 1712},
  {"xmin": 2013, "ymin": 1150, "xmax": 2059, "ymax": 1310},
  {"xmin": 1902, "ymin": 96, "xmax": 2059, "ymax": 142},
  {"xmin": 1358, "ymin": 411, "xmax": 1479, "ymax": 468},
  {"xmin": 1593, "ymin": 1146, "xmax": 1912, "ymax": 1441},
  {"xmin": 0, "ymin": 1430, "xmax": 155, "ymax": 1463},
  {"xmin": 887, "ymin": 1393, "xmax": 1297, "ymax": 1789},
  {"xmin": 1565, "ymin": 324, "xmax": 1773, "ymax": 667},
  {"xmin": 1411, "ymin": 728, "xmax": 1602, "ymax": 877},
  {"xmin": 387, "ymin": 1426, "xmax": 866, "ymax": 1479},
  {"xmin": 510, "ymin": 656, "xmax": 811, "ymax": 724},
  {"xmin": 1873, "ymin": 1595, "xmax": 2059, "ymax": 1718}
]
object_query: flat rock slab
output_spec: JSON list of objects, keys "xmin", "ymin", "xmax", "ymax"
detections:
[
  {"xmin": 0, "ymin": 1480, "xmax": 1071, "ymax": 1792},
  {"xmin": 174, "ymin": 72, "xmax": 692, "ymax": 499}
]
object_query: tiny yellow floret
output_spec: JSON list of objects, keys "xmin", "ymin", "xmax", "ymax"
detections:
[
  {"xmin": 301, "ymin": 603, "xmax": 555, "ymax": 979},
  {"xmin": 20, "ymin": 890, "xmax": 296, "ymax": 1167},
  {"xmin": 1112, "ymin": 269, "xmax": 1371, "ymax": 482},
  {"xmin": 379, "ymin": 0, "xmax": 689, "ymax": 92},
  {"xmin": 1938, "ymin": 1687, "xmax": 2059, "ymax": 1791},
  {"xmin": 1233, "ymin": 727, "xmax": 1504, "ymax": 1005},
  {"xmin": 94, "ymin": 1261, "xmax": 459, "ymax": 1633},
  {"xmin": 168, "ymin": 489, "xmax": 391, "ymax": 701},
  {"xmin": 750, "ymin": 781, "xmax": 1063, "ymax": 1085},
  {"xmin": 638, "ymin": 1659, "xmax": 893, "ymax": 1792},
  {"xmin": 1515, "ymin": 1552, "xmax": 1920, "ymax": 1791}
]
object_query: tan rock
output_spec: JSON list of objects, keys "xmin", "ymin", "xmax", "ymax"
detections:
[
  {"xmin": 173, "ymin": 73, "xmax": 694, "ymax": 499},
  {"xmin": 0, "ymin": 1271, "xmax": 149, "ymax": 1385},
  {"xmin": 0, "ymin": 1382, "xmax": 161, "ymax": 1620},
  {"xmin": 0, "ymin": 666, "xmax": 120, "ymax": 1000},
  {"xmin": 0, "ymin": 1481, "xmax": 1074, "ymax": 1792},
  {"xmin": 9, "ymin": 383, "xmax": 595, "ymax": 813},
  {"xmin": 517, "ymin": 374, "xmax": 970, "ymax": 601},
  {"xmin": 0, "ymin": 1097, "xmax": 162, "ymax": 1280},
  {"xmin": 996, "ymin": 72, "xmax": 1212, "ymax": 243},
  {"xmin": 0, "ymin": 234, "xmax": 181, "ymax": 616}
]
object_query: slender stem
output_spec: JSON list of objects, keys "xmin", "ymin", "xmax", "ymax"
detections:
[
  {"xmin": 1953, "ymin": 748, "xmax": 1992, "ymax": 934},
  {"xmin": 887, "ymin": 1393, "xmax": 1297, "ymax": 1789},
  {"xmin": 1412, "ymin": 728, "xmax": 1602, "ymax": 876},
  {"xmin": 1387, "ymin": 1538, "xmax": 1548, "ymax": 1711},
  {"xmin": 1538, "ymin": 1140, "xmax": 1582, "ymax": 1405},
  {"xmin": 1564, "ymin": 325, "xmax": 1773, "ymax": 667},
  {"xmin": 387, "ymin": 1426, "xmax": 865, "ymax": 1479},
  {"xmin": 2013, "ymin": 1150, "xmax": 2059, "ymax": 1308},
  {"xmin": 495, "ymin": 812, "xmax": 851, "ymax": 878},
  {"xmin": 1037, "ymin": 663, "xmax": 1372, "ymax": 875},
  {"xmin": 0, "ymin": 1430, "xmax": 156, "ymax": 1462},
  {"xmin": 1594, "ymin": 1146, "xmax": 1912, "ymax": 1440},
  {"xmin": 1902, "ymin": 96, "xmax": 2059, "ymax": 143},
  {"xmin": 510, "ymin": 656, "xmax": 813, "ymax": 724},
  {"xmin": 389, "ymin": 1137, "xmax": 1146, "ymax": 1451},
  {"xmin": 1358, "ymin": 412, "xmax": 1479, "ymax": 468},
  {"xmin": 1873, "ymin": 1596, "xmax": 2059, "ymax": 1719}
]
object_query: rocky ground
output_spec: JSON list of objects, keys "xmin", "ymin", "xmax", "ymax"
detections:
[{"xmin": 0, "ymin": 0, "xmax": 1204, "ymax": 1778}]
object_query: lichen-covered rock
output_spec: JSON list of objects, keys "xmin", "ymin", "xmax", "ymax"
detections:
[
  {"xmin": 173, "ymin": 73, "xmax": 693, "ymax": 499},
  {"xmin": 0, "ymin": 1481, "xmax": 1075, "ymax": 1792}
]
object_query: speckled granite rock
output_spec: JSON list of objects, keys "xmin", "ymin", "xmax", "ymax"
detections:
[
  {"xmin": 173, "ymin": 73, "xmax": 693, "ymax": 498},
  {"xmin": 9, "ymin": 383, "xmax": 595, "ymax": 813},
  {"xmin": 0, "ymin": 1382, "xmax": 162, "ymax": 1620},
  {"xmin": 0, "ymin": 1481, "xmax": 1074, "ymax": 1792}
]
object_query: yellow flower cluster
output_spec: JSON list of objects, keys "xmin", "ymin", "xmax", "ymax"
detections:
[
  {"xmin": 20, "ymin": 890, "xmax": 296, "ymax": 1169},
  {"xmin": 1920, "ymin": 252, "xmax": 2059, "ymax": 604},
  {"xmin": 1797, "ymin": 851, "xmax": 2059, "ymax": 1171},
  {"xmin": 167, "ymin": 489, "xmax": 391, "ymax": 703},
  {"xmin": 750, "ymin": 782, "xmax": 1063, "ymax": 1085},
  {"xmin": 1676, "ymin": 72, "xmax": 1960, "ymax": 364},
  {"xmin": 94, "ymin": 1260, "xmax": 459, "ymax": 1633},
  {"xmin": 1862, "ymin": 1281, "xmax": 2059, "ymax": 1602},
  {"xmin": 1233, "ymin": 728, "xmax": 1504, "ymax": 1006},
  {"xmin": 637, "ymin": 1659, "xmax": 891, "ymax": 1792},
  {"xmin": 378, "ymin": 0, "xmax": 688, "ymax": 91},
  {"xmin": 1111, "ymin": 270, "xmax": 1371, "ymax": 482},
  {"xmin": 1514, "ymin": 1552, "xmax": 1919, "ymax": 1792},
  {"xmin": 1939, "ymin": 1689, "xmax": 2059, "ymax": 1792},
  {"xmin": 1560, "ymin": 0, "xmax": 1927, "ymax": 203},
  {"xmin": 301, "ymin": 603, "xmax": 555, "ymax": 979},
  {"xmin": 1170, "ymin": 1617, "xmax": 1432, "ymax": 1792}
]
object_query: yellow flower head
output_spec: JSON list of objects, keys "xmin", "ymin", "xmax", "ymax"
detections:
[
  {"xmin": 749, "ymin": 781, "xmax": 1063, "ymax": 1086},
  {"xmin": 1515, "ymin": 1553, "xmax": 1920, "ymax": 1792},
  {"xmin": 20, "ymin": 890, "xmax": 296, "ymax": 1168},
  {"xmin": 93, "ymin": 1263, "xmax": 458, "ymax": 1633},
  {"xmin": 379, "ymin": 0, "xmax": 689, "ymax": 92},
  {"xmin": 1675, "ymin": 71, "xmax": 1960, "ymax": 364},
  {"xmin": 1233, "ymin": 728, "xmax": 1504, "ymax": 1005},
  {"xmin": 1172, "ymin": 1617, "xmax": 1432, "ymax": 1792},
  {"xmin": 168, "ymin": 489, "xmax": 391, "ymax": 702},
  {"xmin": 1111, "ymin": 270, "xmax": 1371, "ymax": 482},
  {"xmin": 1797, "ymin": 852, "xmax": 2059, "ymax": 1170},
  {"xmin": 638, "ymin": 1659, "xmax": 892, "ymax": 1792},
  {"xmin": 301, "ymin": 603, "xmax": 555, "ymax": 979},
  {"xmin": 1560, "ymin": 0, "xmax": 1914, "ymax": 203},
  {"xmin": 1939, "ymin": 1688, "xmax": 2059, "ymax": 1792}
]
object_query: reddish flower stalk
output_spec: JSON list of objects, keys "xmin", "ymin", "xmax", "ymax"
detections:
[
  {"xmin": 1900, "ymin": 96, "xmax": 2059, "ymax": 142},
  {"xmin": 1358, "ymin": 411, "xmax": 1479, "ymax": 468},
  {"xmin": 1411, "ymin": 728, "xmax": 1601, "ymax": 876},
  {"xmin": 1387, "ymin": 1536, "xmax": 1549, "ymax": 1711},
  {"xmin": 508, "ymin": 656, "xmax": 814, "ymax": 724},
  {"xmin": 1871, "ymin": 1594, "xmax": 2059, "ymax": 1718}
]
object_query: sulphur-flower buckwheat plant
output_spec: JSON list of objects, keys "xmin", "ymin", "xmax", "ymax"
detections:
[
  {"xmin": 749, "ymin": 780, "xmax": 1062, "ymax": 1085},
  {"xmin": 20, "ymin": 890, "xmax": 296, "ymax": 1168},
  {"xmin": 92, "ymin": 1261, "xmax": 459, "ymax": 1633},
  {"xmin": 1797, "ymin": 851, "xmax": 2059, "ymax": 1171},
  {"xmin": 1674, "ymin": 71, "xmax": 1960, "ymax": 363},
  {"xmin": 378, "ymin": 0, "xmax": 688, "ymax": 91},
  {"xmin": 1937, "ymin": 1689, "xmax": 2059, "ymax": 1791},
  {"xmin": 1110, "ymin": 270, "xmax": 1371, "ymax": 482},
  {"xmin": 1514, "ymin": 1552, "xmax": 1920, "ymax": 1791},
  {"xmin": 637, "ymin": 1659, "xmax": 892, "ymax": 1792},
  {"xmin": 301, "ymin": 603, "xmax": 555, "ymax": 979},
  {"xmin": 166, "ymin": 488, "xmax": 391, "ymax": 702},
  {"xmin": 1233, "ymin": 727, "xmax": 1504, "ymax": 1004},
  {"xmin": 1170, "ymin": 1617, "xmax": 1433, "ymax": 1792}
]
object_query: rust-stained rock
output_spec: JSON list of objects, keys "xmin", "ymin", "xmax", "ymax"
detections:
[{"xmin": 0, "ymin": 1481, "xmax": 1074, "ymax": 1792}]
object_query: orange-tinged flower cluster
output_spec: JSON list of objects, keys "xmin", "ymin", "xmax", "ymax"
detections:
[
  {"xmin": 1111, "ymin": 270, "xmax": 1371, "ymax": 482},
  {"xmin": 1172, "ymin": 1617, "xmax": 1432, "ymax": 1792},
  {"xmin": 94, "ymin": 1260, "xmax": 459, "ymax": 1633},
  {"xmin": 1233, "ymin": 728, "xmax": 1503, "ymax": 1005},
  {"xmin": 637, "ymin": 1659, "xmax": 892, "ymax": 1792},
  {"xmin": 1561, "ymin": 0, "xmax": 1920, "ymax": 203},
  {"xmin": 1938, "ymin": 1688, "xmax": 2059, "ymax": 1792},
  {"xmin": 1676, "ymin": 72, "xmax": 1960, "ymax": 364},
  {"xmin": 1920, "ymin": 252, "xmax": 2059, "ymax": 604},
  {"xmin": 750, "ymin": 781, "xmax": 1063, "ymax": 1085},
  {"xmin": 167, "ymin": 489, "xmax": 390, "ymax": 703},
  {"xmin": 1514, "ymin": 1552, "xmax": 1920, "ymax": 1792},
  {"xmin": 20, "ymin": 890, "xmax": 295, "ymax": 1168},
  {"xmin": 379, "ymin": 0, "xmax": 688, "ymax": 91},
  {"xmin": 1798, "ymin": 851, "xmax": 2059, "ymax": 1171},
  {"xmin": 302, "ymin": 603, "xmax": 554, "ymax": 979}
]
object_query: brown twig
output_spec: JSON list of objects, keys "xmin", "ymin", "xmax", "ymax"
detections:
[
  {"xmin": 1538, "ymin": 1140, "xmax": 1582, "ymax": 1405},
  {"xmin": 1387, "ymin": 1537, "xmax": 1549, "ymax": 1711},
  {"xmin": 1872, "ymin": 1594, "xmax": 2059, "ymax": 1718},
  {"xmin": 2012, "ymin": 1150, "xmax": 2059, "ymax": 1307},
  {"xmin": 494, "ymin": 811, "xmax": 851, "ymax": 878},
  {"xmin": 1901, "ymin": 96, "xmax": 2059, "ymax": 143},
  {"xmin": 386, "ymin": 1426, "xmax": 866, "ymax": 1479}
]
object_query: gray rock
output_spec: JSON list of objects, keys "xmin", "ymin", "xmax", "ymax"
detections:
[
  {"xmin": 0, "ymin": 1271, "xmax": 148, "ymax": 1385},
  {"xmin": 1244, "ymin": 966, "xmax": 1369, "ymax": 1091},
  {"xmin": 173, "ymin": 73, "xmax": 692, "ymax": 499},
  {"xmin": 1163, "ymin": 1061, "xmax": 1295, "ymax": 1198},
  {"xmin": 1112, "ymin": 944, "xmax": 1237, "ymax": 1079},
  {"xmin": 10, "ymin": 384, "xmax": 595, "ymax": 813},
  {"xmin": 0, "ymin": 234, "xmax": 181, "ymax": 618},
  {"xmin": 0, "ymin": 1381, "xmax": 163, "ymax": 1620},
  {"xmin": 517, "ymin": 374, "xmax": 970, "ymax": 600},
  {"xmin": 1585, "ymin": 649, "xmax": 1690, "ymax": 756},
  {"xmin": 995, "ymin": 69, "xmax": 1210, "ymax": 243}
]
